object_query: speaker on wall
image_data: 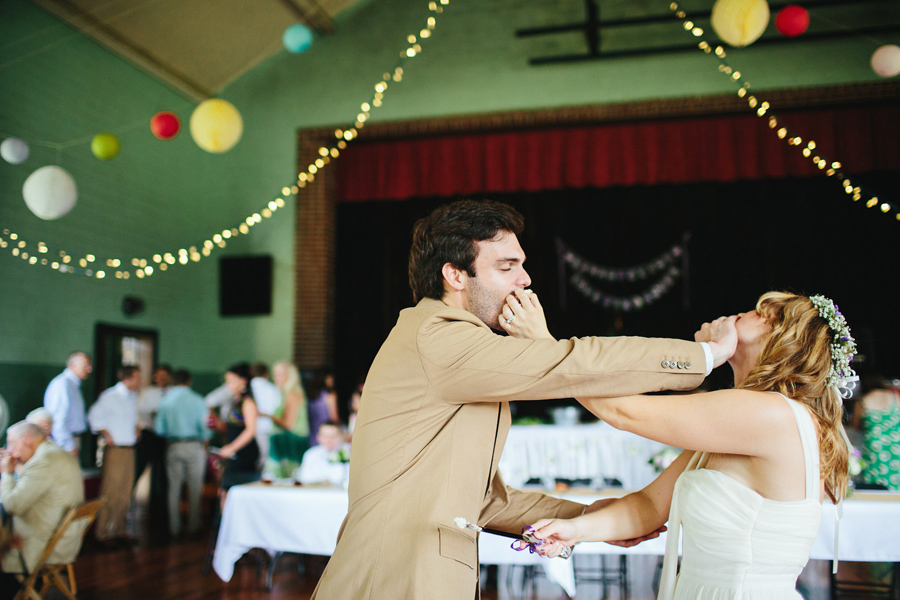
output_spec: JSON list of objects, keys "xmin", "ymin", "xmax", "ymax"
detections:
[{"xmin": 219, "ymin": 255, "xmax": 273, "ymax": 317}]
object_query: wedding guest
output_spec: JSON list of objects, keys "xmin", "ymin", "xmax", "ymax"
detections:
[
  {"xmin": 88, "ymin": 366, "xmax": 141, "ymax": 545},
  {"xmin": 853, "ymin": 374, "xmax": 900, "ymax": 490},
  {"xmin": 135, "ymin": 365, "xmax": 172, "ymax": 516},
  {"xmin": 295, "ymin": 422, "xmax": 350, "ymax": 485},
  {"xmin": 526, "ymin": 292, "xmax": 855, "ymax": 600},
  {"xmin": 265, "ymin": 361, "xmax": 310, "ymax": 478},
  {"xmin": 250, "ymin": 363, "xmax": 281, "ymax": 468},
  {"xmin": 155, "ymin": 369, "xmax": 211, "ymax": 537},
  {"xmin": 43, "ymin": 351, "xmax": 92, "ymax": 456},
  {"xmin": 25, "ymin": 407, "xmax": 53, "ymax": 439},
  {"xmin": 205, "ymin": 381, "xmax": 233, "ymax": 420},
  {"xmin": 307, "ymin": 372, "xmax": 338, "ymax": 446},
  {"xmin": 216, "ymin": 364, "xmax": 260, "ymax": 494},
  {"xmin": 346, "ymin": 382, "xmax": 363, "ymax": 438},
  {"xmin": 0, "ymin": 422, "xmax": 83, "ymax": 598}
]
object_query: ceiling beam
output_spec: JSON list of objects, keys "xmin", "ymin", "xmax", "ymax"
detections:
[
  {"xmin": 30, "ymin": 0, "xmax": 213, "ymax": 102},
  {"xmin": 279, "ymin": 0, "xmax": 335, "ymax": 34}
]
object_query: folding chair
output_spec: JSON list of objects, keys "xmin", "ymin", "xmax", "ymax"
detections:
[{"xmin": 14, "ymin": 497, "xmax": 105, "ymax": 600}]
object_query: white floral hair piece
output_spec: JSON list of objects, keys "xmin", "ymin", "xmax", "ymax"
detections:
[{"xmin": 810, "ymin": 295, "xmax": 858, "ymax": 399}]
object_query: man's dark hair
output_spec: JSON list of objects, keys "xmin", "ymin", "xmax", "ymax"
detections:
[
  {"xmin": 408, "ymin": 200, "xmax": 524, "ymax": 302},
  {"xmin": 155, "ymin": 364, "xmax": 173, "ymax": 375},
  {"xmin": 119, "ymin": 365, "xmax": 140, "ymax": 380},
  {"xmin": 173, "ymin": 369, "xmax": 192, "ymax": 385},
  {"xmin": 250, "ymin": 363, "xmax": 269, "ymax": 379}
]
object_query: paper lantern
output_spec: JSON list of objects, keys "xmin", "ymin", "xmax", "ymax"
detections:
[
  {"xmin": 0, "ymin": 138, "xmax": 29, "ymax": 164},
  {"xmin": 711, "ymin": 0, "xmax": 770, "ymax": 47},
  {"xmin": 283, "ymin": 24, "xmax": 313, "ymax": 54},
  {"xmin": 775, "ymin": 5, "xmax": 809, "ymax": 37},
  {"xmin": 91, "ymin": 133, "xmax": 120, "ymax": 160},
  {"xmin": 871, "ymin": 45, "xmax": 900, "ymax": 78},
  {"xmin": 190, "ymin": 99, "xmax": 243, "ymax": 154},
  {"xmin": 22, "ymin": 166, "xmax": 78, "ymax": 220},
  {"xmin": 150, "ymin": 111, "xmax": 181, "ymax": 140}
]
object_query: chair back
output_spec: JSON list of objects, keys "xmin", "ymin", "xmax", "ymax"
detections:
[{"xmin": 32, "ymin": 498, "xmax": 105, "ymax": 570}]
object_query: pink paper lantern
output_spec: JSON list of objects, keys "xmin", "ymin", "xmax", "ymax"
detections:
[
  {"xmin": 776, "ymin": 5, "xmax": 809, "ymax": 37},
  {"xmin": 151, "ymin": 111, "xmax": 181, "ymax": 140},
  {"xmin": 871, "ymin": 45, "xmax": 900, "ymax": 78}
]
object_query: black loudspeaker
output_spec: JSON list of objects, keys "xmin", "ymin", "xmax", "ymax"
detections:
[
  {"xmin": 122, "ymin": 295, "xmax": 145, "ymax": 317},
  {"xmin": 219, "ymin": 255, "xmax": 273, "ymax": 317}
]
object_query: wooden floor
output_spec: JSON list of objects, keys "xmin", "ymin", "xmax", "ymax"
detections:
[{"xmin": 64, "ymin": 510, "xmax": 502, "ymax": 600}]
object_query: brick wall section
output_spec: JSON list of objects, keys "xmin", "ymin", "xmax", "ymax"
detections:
[{"xmin": 294, "ymin": 131, "xmax": 337, "ymax": 370}]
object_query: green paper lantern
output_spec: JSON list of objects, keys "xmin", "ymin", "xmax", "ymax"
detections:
[{"xmin": 91, "ymin": 133, "xmax": 121, "ymax": 160}]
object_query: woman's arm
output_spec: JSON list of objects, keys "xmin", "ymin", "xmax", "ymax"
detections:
[
  {"xmin": 270, "ymin": 391, "xmax": 303, "ymax": 430},
  {"xmin": 528, "ymin": 450, "xmax": 693, "ymax": 551},
  {"xmin": 579, "ymin": 389, "xmax": 795, "ymax": 459},
  {"xmin": 219, "ymin": 398, "xmax": 258, "ymax": 458}
]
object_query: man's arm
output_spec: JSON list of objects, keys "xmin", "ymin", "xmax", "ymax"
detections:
[
  {"xmin": 1, "ymin": 457, "xmax": 53, "ymax": 515},
  {"xmin": 479, "ymin": 471, "xmax": 584, "ymax": 534},
  {"xmin": 420, "ymin": 317, "xmax": 707, "ymax": 404}
]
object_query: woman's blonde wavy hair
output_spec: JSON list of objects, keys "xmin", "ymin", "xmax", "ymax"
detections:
[
  {"xmin": 274, "ymin": 360, "xmax": 306, "ymax": 399},
  {"xmin": 737, "ymin": 291, "xmax": 849, "ymax": 504}
]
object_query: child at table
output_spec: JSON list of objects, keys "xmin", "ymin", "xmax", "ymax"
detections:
[{"xmin": 294, "ymin": 422, "xmax": 350, "ymax": 486}]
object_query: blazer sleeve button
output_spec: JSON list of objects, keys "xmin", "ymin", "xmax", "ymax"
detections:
[
  {"xmin": 677, "ymin": 362, "xmax": 685, "ymax": 369},
  {"xmin": 685, "ymin": 362, "xmax": 692, "ymax": 369},
  {"xmin": 662, "ymin": 360, "xmax": 670, "ymax": 368}
]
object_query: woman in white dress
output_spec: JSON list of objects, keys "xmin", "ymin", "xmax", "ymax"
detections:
[{"xmin": 524, "ymin": 292, "xmax": 856, "ymax": 600}]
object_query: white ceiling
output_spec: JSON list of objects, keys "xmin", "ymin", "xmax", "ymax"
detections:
[{"xmin": 29, "ymin": 0, "xmax": 363, "ymax": 101}]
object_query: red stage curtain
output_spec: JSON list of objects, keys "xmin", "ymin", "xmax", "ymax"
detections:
[{"xmin": 336, "ymin": 106, "xmax": 900, "ymax": 202}]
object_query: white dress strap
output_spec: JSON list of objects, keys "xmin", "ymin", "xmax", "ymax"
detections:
[
  {"xmin": 775, "ymin": 393, "xmax": 820, "ymax": 502},
  {"xmin": 776, "ymin": 393, "xmax": 845, "ymax": 573}
]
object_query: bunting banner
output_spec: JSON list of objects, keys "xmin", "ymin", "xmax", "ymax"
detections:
[{"xmin": 556, "ymin": 233, "xmax": 691, "ymax": 312}]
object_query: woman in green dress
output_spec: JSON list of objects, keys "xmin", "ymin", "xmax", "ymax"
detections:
[{"xmin": 264, "ymin": 361, "xmax": 310, "ymax": 478}]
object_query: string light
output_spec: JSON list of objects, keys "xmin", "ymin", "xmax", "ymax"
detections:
[
  {"xmin": 2, "ymin": 0, "xmax": 451, "ymax": 278},
  {"xmin": 669, "ymin": 2, "xmax": 896, "ymax": 223}
]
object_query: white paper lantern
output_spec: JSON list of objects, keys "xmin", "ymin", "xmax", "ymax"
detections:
[
  {"xmin": 22, "ymin": 166, "xmax": 78, "ymax": 220},
  {"xmin": 871, "ymin": 45, "xmax": 900, "ymax": 78},
  {"xmin": 711, "ymin": 0, "xmax": 770, "ymax": 47},
  {"xmin": 1, "ymin": 138, "xmax": 29, "ymax": 164}
]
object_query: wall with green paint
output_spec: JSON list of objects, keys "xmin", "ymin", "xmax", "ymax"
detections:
[{"xmin": 1, "ymin": 0, "xmax": 896, "ymax": 418}]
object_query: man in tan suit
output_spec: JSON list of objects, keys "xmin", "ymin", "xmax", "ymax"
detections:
[
  {"xmin": 312, "ymin": 200, "xmax": 736, "ymax": 600},
  {"xmin": 0, "ymin": 422, "xmax": 84, "ymax": 597}
]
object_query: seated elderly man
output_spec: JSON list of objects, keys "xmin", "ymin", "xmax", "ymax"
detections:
[{"xmin": 0, "ymin": 422, "xmax": 84, "ymax": 598}]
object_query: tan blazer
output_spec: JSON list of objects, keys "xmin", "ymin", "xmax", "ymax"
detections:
[
  {"xmin": 312, "ymin": 298, "xmax": 705, "ymax": 600},
  {"xmin": 1, "ymin": 440, "xmax": 85, "ymax": 573}
]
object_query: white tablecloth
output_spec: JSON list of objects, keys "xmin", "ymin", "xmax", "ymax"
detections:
[
  {"xmin": 213, "ymin": 484, "xmax": 900, "ymax": 597},
  {"xmin": 498, "ymin": 423, "xmax": 666, "ymax": 489}
]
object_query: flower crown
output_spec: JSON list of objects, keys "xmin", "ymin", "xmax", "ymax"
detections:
[{"xmin": 809, "ymin": 295, "xmax": 858, "ymax": 399}]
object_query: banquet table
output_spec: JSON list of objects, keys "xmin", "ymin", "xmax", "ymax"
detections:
[
  {"xmin": 213, "ymin": 483, "xmax": 900, "ymax": 597},
  {"xmin": 498, "ymin": 422, "xmax": 667, "ymax": 490}
]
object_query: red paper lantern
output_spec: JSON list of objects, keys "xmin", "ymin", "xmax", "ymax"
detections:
[
  {"xmin": 150, "ymin": 111, "xmax": 181, "ymax": 140},
  {"xmin": 776, "ymin": 5, "xmax": 809, "ymax": 37}
]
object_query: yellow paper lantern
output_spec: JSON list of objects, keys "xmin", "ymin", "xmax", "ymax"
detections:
[
  {"xmin": 711, "ymin": 0, "xmax": 770, "ymax": 47},
  {"xmin": 190, "ymin": 99, "xmax": 244, "ymax": 154}
]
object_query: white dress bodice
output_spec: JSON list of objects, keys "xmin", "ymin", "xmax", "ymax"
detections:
[{"xmin": 658, "ymin": 394, "xmax": 823, "ymax": 600}]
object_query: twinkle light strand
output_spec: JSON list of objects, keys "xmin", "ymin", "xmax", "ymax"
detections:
[
  {"xmin": 1, "ymin": 0, "xmax": 451, "ymax": 280},
  {"xmin": 669, "ymin": 2, "xmax": 897, "ymax": 223}
]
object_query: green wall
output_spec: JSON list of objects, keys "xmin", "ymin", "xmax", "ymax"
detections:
[{"xmin": 1, "ymin": 0, "xmax": 896, "ymax": 418}]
